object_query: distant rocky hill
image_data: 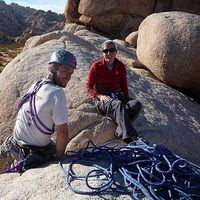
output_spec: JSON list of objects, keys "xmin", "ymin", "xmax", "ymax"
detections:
[
  {"xmin": 0, "ymin": 0, "xmax": 65, "ymax": 43},
  {"xmin": 0, "ymin": 32, "xmax": 14, "ymax": 45}
]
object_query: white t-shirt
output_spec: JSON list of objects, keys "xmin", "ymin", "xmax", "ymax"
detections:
[{"xmin": 14, "ymin": 79, "xmax": 68, "ymax": 146}]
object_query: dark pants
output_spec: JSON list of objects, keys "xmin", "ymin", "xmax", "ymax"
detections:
[
  {"xmin": 96, "ymin": 97, "xmax": 142, "ymax": 140},
  {"xmin": 20, "ymin": 142, "xmax": 56, "ymax": 171},
  {"xmin": 0, "ymin": 135, "xmax": 56, "ymax": 172}
]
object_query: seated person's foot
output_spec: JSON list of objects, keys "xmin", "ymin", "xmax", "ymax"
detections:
[
  {"xmin": 137, "ymin": 136, "xmax": 149, "ymax": 145},
  {"xmin": 123, "ymin": 135, "xmax": 149, "ymax": 145}
]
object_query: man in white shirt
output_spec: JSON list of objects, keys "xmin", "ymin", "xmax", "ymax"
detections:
[{"xmin": 0, "ymin": 49, "xmax": 76, "ymax": 173}]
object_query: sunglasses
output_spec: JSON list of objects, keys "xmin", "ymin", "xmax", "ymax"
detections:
[{"xmin": 102, "ymin": 48, "xmax": 116, "ymax": 54}]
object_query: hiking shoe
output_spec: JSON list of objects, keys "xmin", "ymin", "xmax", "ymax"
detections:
[
  {"xmin": 0, "ymin": 148, "xmax": 13, "ymax": 174},
  {"xmin": 0, "ymin": 154, "xmax": 13, "ymax": 174},
  {"xmin": 133, "ymin": 136, "xmax": 149, "ymax": 146},
  {"xmin": 0, "ymin": 135, "xmax": 15, "ymax": 174},
  {"xmin": 125, "ymin": 136, "xmax": 149, "ymax": 146},
  {"xmin": 0, "ymin": 135, "xmax": 14, "ymax": 156}
]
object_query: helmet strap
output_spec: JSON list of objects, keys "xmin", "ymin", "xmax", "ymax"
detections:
[
  {"xmin": 48, "ymin": 63, "xmax": 60, "ymax": 85},
  {"xmin": 52, "ymin": 71, "xmax": 58, "ymax": 85}
]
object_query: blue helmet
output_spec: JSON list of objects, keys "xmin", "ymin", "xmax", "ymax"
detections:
[{"xmin": 49, "ymin": 49, "xmax": 77, "ymax": 69}]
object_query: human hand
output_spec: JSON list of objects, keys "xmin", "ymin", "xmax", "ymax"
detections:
[{"xmin": 98, "ymin": 94, "xmax": 111, "ymax": 103}]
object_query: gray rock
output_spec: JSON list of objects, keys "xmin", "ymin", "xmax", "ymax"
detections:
[
  {"xmin": 125, "ymin": 31, "xmax": 138, "ymax": 47},
  {"xmin": 0, "ymin": 29, "xmax": 199, "ymax": 199},
  {"xmin": 65, "ymin": 0, "xmax": 200, "ymax": 39},
  {"xmin": 137, "ymin": 12, "xmax": 200, "ymax": 90}
]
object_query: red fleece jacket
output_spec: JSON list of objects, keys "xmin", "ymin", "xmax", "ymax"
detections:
[{"xmin": 86, "ymin": 58, "xmax": 129, "ymax": 97}]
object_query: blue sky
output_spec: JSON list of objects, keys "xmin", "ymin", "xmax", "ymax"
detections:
[{"xmin": 4, "ymin": 0, "xmax": 67, "ymax": 14}]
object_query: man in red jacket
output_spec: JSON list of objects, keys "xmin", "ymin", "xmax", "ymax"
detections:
[{"xmin": 86, "ymin": 40, "xmax": 142, "ymax": 143}]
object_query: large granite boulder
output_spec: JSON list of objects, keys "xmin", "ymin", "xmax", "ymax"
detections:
[
  {"xmin": 23, "ymin": 30, "xmax": 74, "ymax": 51},
  {"xmin": 65, "ymin": 0, "xmax": 154, "ymax": 38},
  {"xmin": 125, "ymin": 31, "xmax": 138, "ymax": 47},
  {"xmin": 1, "ymin": 28, "xmax": 200, "ymax": 162},
  {"xmin": 0, "ymin": 28, "xmax": 199, "ymax": 199},
  {"xmin": 65, "ymin": 0, "xmax": 200, "ymax": 39},
  {"xmin": 137, "ymin": 12, "xmax": 200, "ymax": 91},
  {"xmin": 65, "ymin": 0, "xmax": 81, "ymax": 23},
  {"xmin": 78, "ymin": 0, "xmax": 154, "ymax": 17}
]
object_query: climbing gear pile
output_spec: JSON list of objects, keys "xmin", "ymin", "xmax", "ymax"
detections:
[{"xmin": 60, "ymin": 139, "xmax": 200, "ymax": 199}]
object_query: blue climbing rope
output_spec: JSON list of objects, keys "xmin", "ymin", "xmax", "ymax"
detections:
[{"xmin": 59, "ymin": 140, "xmax": 200, "ymax": 199}]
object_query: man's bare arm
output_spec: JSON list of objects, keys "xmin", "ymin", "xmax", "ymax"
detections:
[{"xmin": 55, "ymin": 123, "xmax": 69, "ymax": 159}]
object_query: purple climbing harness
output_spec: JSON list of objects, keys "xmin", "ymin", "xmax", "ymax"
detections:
[{"xmin": 17, "ymin": 80, "xmax": 55, "ymax": 135}]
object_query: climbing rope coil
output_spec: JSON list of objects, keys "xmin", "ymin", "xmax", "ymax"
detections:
[{"xmin": 60, "ymin": 139, "xmax": 200, "ymax": 200}]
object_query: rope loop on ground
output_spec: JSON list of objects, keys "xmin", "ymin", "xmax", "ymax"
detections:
[{"xmin": 59, "ymin": 139, "xmax": 200, "ymax": 199}]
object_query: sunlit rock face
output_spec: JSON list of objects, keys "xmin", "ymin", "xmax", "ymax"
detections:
[
  {"xmin": 0, "ymin": 29, "xmax": 200, "ymax": 165},
  {"xmin": 65, "ymin": 0, "xmax": 200, "ymax": 39},
  {"xmin": 137, "ymin": 12, "xmax": 200, "ymax": 90}
]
